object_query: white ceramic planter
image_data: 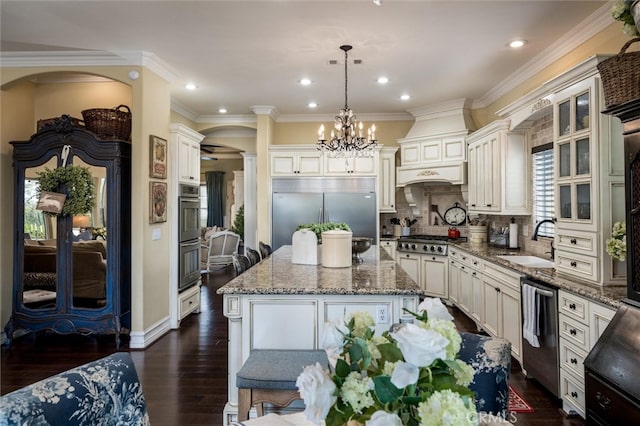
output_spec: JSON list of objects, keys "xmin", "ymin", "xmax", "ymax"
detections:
[{"xmin": 321, "ymin": 230, "xmax": 352, "ymax": 268}]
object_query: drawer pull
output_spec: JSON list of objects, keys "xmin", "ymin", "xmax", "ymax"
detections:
[
  {"xmin": 569, "ymin": 328, "xmax": 577, "ymax": 336},
  {"xmin": 570, "ymin": 358, "xmax": 578, "ymax": 364},
  {"xmin": 486, "ymin": 204, "xmax": 492, "ymax": 207},
  {"xmin": 596, "ymin": 392, "xmax": 611, "ymax": 411},
  {"xmin": 569, "ymin": 303, "xmax": 576, "ymax": 310},
  {"xmin": 472, "ymin": 272, "xmax": 476, "ymax": 276},
  {"xmin": 571, "ymin": 391, "xmax": 578, "ymax": 399},
  {"xmin": 473, "ymin": 261, "xmax": 478, "ymax": 265},
  {"xmin": 570, "ymin": 261, "xmax": 577, "ymax": 267},
  {"xmin": 570, "ymin": 238, "xmax": 577, "ymax": 244},
  {"xmin": 495, "ymin": 287, "xmax": 501, "ymax": 293}
]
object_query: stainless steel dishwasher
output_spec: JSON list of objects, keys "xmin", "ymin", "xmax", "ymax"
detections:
[{"xmin": 521, "ymin": 276, "xmax": 559, "ymax": 398}]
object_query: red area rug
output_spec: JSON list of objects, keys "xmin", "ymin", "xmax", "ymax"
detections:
[{"xmin": 509, "ymin": 385, "xmax": 534, "ymax": 413}]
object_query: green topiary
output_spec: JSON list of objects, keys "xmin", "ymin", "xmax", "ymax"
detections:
[
  {"xmin": 231, "ymin": 204, "xmax": 244, "ymax": 239},
  {"xmin": 295, "ymin": 222, "xmax": 350, "ymax": 243},
  {"xmin": 37, "ymin": 165, "xmax": 95, "ymax": 216}
]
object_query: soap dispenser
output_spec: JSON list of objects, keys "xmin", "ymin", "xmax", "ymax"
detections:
[{"xmin": 509, "ymin": 217, "xmax": 518, "ymax": 249}]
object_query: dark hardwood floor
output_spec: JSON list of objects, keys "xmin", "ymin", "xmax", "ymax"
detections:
[{"xmin": 2, "ymin": 266, "xmax": 585, "ymax": 425}]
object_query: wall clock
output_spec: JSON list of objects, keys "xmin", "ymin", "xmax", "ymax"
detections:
[{"xmin": 444, "ymin": 202, "xmax": 467, "ymax": 226}]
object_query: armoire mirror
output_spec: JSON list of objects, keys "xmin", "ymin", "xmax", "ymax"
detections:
[{"xmin": 21, "ymin": 156, "xmax": 108, "ymax": 311}]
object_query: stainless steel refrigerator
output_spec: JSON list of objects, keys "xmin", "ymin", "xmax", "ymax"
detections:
[{"xmin": 271, "ymin": 177, "xmax": 377, "ymax": 250}]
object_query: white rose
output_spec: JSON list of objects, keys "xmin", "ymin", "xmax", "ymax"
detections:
[
  {"xmin": 296, "ymin": 362, "xmax": 337, "ymax": 425},
  {"xmin": 390, "ymin": 361, "xmax": 419, "ymax": 388},
  {"xmin": 391, "ymin": 323, "xmax": 448, "ymax": 367},
  {"xmin": 418, "ymin": 297, "xmax": 453, "ymax": 321},
  {"xmin": 321, "ymin": 319, "xmax": 347, "ymax": 368},
  {"xmin": 366, "ymin": 410, "xmax": 403, "ymax": 426}
]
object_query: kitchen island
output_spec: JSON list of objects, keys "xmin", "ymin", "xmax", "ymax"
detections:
[{"xmin": 216, "ymin": 245, "xmax": 423, "ymax": 425}]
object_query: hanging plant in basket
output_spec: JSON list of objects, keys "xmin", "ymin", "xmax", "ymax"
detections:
[{"xmin": 36, "ymin": 165, "xmax": 95, "ymax": 216}]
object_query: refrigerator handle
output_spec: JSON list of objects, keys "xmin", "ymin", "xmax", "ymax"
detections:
[
  {"xmin": 318, "ymin": 208, "xmax": 323, "ymax": 223},
  {"xmin": 325, "ymin": 208, "xmax": 329, "ymax": 223}
]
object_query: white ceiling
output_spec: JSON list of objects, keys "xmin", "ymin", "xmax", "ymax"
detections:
[{"xmin": 1, "ymin": 0, "xmax": 612, "ymax": 123}]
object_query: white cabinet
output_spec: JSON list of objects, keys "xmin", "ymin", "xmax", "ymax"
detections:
[
  {"xmin": 466, "ymin": 119, "xmax": 529, "ymax": 215},
  {"xmin": 324, "ymin": 155, "xmax": 377, "ymax": 176},
  {"xmin": 481, "ymin": 262, "xmax": 523, "ymax": 362},
  {"xmin": 179, "ymin": 282, "xmax": 201, "ymax": 321},
  {"xmin": 421, "ymin": 255, "xmax": 448, "ymax": 299},
  {"xmin": 379, "ymin": 147, "xmax": 397, "ymax": 213},
  {"xmin": 380, "ymin": 239, "xmax": 397, "ymax": 260},
  {"xmin": 552, "ymin": 75, "xmax": 625, "ymax": 285},
  {"xmin": 270, "ymin": 150, "xmax": 323, "ymax": 176},
  {"xmin": 398, "ymin": 252, "xmax": 448, "ymax": 299},
  {"xmin": 171, "ymin": 124, "xmax": 205, "ymax": 185},
  {"xmin": 448, "ymin": 248, "xmax": 482, "ymax": 323},
  {"xmin": 558, "ymin": 290, "xmax": 615, "ymax": 418}
]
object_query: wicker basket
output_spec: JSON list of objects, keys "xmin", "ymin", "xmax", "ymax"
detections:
[
  {"xmin": 81, "ymin": 104, "xmax": 132, "ymax": 141},
  {"xmin": 597, "ymin": 38, "xmax": 640, "ymax": 109}
]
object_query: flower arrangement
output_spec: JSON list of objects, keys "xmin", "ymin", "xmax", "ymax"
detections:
[
  {"xmin": 606, "ymin": 221, "xmax": 626, "ymax": 261},
  {"xmin": 296, "ymin": 298, "xmax": 477, "ymax": 426},
  {"xmin": 611, "ymin": 0, "xmax": 639, "ymax": 37}
]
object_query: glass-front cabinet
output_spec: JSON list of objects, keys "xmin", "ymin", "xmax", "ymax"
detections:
[
  {"xmin": 4, "ymin": 116, "xmax": 131, "ymax": 346},
  {"xmin": 554, "ymin": 78, "xmax": 595, "ymax": 230}
]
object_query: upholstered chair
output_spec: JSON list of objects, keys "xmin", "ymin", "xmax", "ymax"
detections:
[
  {"xmin": 458, "ymin": 331, "xmax": 512, "ymax": 416},
  {"xmin": 0, "ymin": 352, "xmax": 149, "ymax": 425}
]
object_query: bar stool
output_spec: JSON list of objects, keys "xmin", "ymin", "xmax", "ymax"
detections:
[{"xmin": 236, "ymin": 349, "xmax": 328, "ymax": 421}]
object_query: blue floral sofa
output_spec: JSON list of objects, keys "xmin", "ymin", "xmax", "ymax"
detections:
[
  {"xmin": 0, "ymin": 352, "xmax": 149, "ymax": 425},
  {"xmin": 459, "ymin": 331, "xmax": 512, "ymax": 417}
]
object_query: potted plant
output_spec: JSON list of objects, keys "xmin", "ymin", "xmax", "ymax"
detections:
[
  {"xmin": 295, "ymin": 222, "xmax": 350, "ymax": 243},
  {"xmin": 36, "ymin": 165, "xmax": 95, "ymax": 217}
]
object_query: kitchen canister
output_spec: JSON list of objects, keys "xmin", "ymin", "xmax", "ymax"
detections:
[
  {"xmin": 469, "ymin": 225, "xmax": 488, "ymax": 245},
  {"xmin": 321, "ymin": 230, "xmax": 353, "ymax": 268}
]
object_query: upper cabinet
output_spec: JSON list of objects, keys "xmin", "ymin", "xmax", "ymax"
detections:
[
  {"xmin": 379, "ymin": 147, "xmax": 398, "ymax": 213},
  {"xmin": 324, "ymin": 156, "xmax": 377, "ymax": 176},
  {"xmin": 551, "ymin": 75, "xmax": 625, "ymax": 285},
  {"xmin": 270, "ymin": 148, "xmax": 323, "ymax": 176},
  {"xmin": 466, "ymin": 120, "xmax": 529, "ymax": 215},
  {"xmin": 171, "ymin": 124, "xmax": 205, "ymax": 184}
]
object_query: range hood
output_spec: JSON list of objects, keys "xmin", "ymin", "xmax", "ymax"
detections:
[{"xmin": 396, "ymin": 99, "xmax": 476, "ymax": 186}]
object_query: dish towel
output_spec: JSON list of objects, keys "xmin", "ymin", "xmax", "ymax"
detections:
[{"xmin": 522, "ymin": 283, "xmax": 540, "ymax": 348}]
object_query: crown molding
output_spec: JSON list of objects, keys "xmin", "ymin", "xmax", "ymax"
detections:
[
  {"xmin": 196, "ymin": 115, "xmax": 257, "ymax": 126},
  {"xmin": 1, "ymin": 50, "xmax": 178, "ymax": 83},
  {"xmin": 473, "ymin": 2, "xmax": 613, "ymax": 109}
]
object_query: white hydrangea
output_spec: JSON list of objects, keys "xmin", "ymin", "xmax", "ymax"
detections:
[
  {"xmin": 418, "ymin": 389, "xmax": 478, "ymax": 426},
  {"xmin": 424, "ymin": 318, "xmax": 462, "ymax": 360},
  {"xmin": 452, "ymin": 359, "xmax": 475, "ymax": 387},
  {"xmin": 347, "ymin": 311, "xmax": 375, "ymax": 338},
  {"xmin": 340, "ymin": 371, "xmax": 375, "ymax": 414}
]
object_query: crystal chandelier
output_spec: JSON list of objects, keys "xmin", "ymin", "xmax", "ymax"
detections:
[{"xmin": 317, "ymin": 45, "xmax": 379, "ymax": 158}]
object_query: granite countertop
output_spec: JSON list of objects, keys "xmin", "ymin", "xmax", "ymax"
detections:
[
  {"xmin": 216, "ymin": 245, "xmax": 423, "ymax": 296},
  {"xmin": 450, "ymin": 241, "xmax": 626, "ymax": 309}
]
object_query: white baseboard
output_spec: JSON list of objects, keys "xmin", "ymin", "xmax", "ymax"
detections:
[{"xmin": 129, "ymin": 315, "xmax": 171, "ymax": 349}]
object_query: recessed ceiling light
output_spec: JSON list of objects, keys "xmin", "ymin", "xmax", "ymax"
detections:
[
  {"xmin": 308, "ymin": 102, "xmax": 318, "ymax": 108},
  {"xmin": 509, "ymin": 40, "xmax": 527, "ymax": 48},
  {"xmin": 400, "ymin": 94, "xmax": 410, "ymax": 101},
  {"xmin": 185, "ymin": 82, "xmax": 197, "ymax": 90},
  {"xmin": 377, "ymin": 76, "xmax": 389, "ymax": 84},
  {"xmin": 300, "ymin": 78, "xmax": 312, "ymax": 86},
  {"xmin": 218, "ymin": 108, "xmax": 227, "ymax": 114},
  {"xmin": 373, "ymin": 0, "xmax": 382, "ymax": 5}
]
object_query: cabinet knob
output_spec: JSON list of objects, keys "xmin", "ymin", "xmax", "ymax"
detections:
[
  {"xmin": 472, "ymin": 272, "xmax": 476, "ymax": 276},
  {"xmin": 405, "ymin": 254, "xmax": 410, "ymax": 258},
  {"xmin": 471, "ymin": 204, "xmax": 476, "ymax": 207},
  {"xmin": 570, "ymin": 261, "xmax": 577, "ymax": 267},
  {"xmin": 569, "ymin": 328, "xmax": 577, "ymax": 336},
  {"xmin": 432, "ymin": 257, "xmax": 436, "ymax": 261},
  {"xmin": 596, "ymin": 392, "xmax": 611, "ymax": 410},
  {"xmin": 461, "ymin": 266, "xmax": 465, "ymax": 270},
  {"xmin": 486, "ymin": 204, "xmax": 492, "ymax": 207},
  {"xmin": 570, "ymin": 238, "xmax": 577, "ymax": 244}
]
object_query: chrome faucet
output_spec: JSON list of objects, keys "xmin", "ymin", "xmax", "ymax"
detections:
[{"xmin": 532, "ymin": 219, "xmax": 556, "ymax": 260}]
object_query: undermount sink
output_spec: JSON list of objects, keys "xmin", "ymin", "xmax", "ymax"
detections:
[{"xmin": 495, "ymin": 255, "xmax": 554, "ymax": 269}]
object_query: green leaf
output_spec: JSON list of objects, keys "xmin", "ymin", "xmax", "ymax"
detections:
[
  {"xmin": 373, "ymin": 376, "xmax": 403, "ymax": 404},
  {"xmin": 335, "ymin": 358, "xmax": 351, "ymax": 378},
  {"xmin": 377, "ymin": 343, "xmax": 403, "ymax": 362}
]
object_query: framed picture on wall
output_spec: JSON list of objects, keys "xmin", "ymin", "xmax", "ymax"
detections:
[
  {"xmin": 150, "ymin": 181, "xmax": 168, "ymax": 223},
  {"xmin": 149, "ymin": 135, "xmax": 167, "ymax": 179}
]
